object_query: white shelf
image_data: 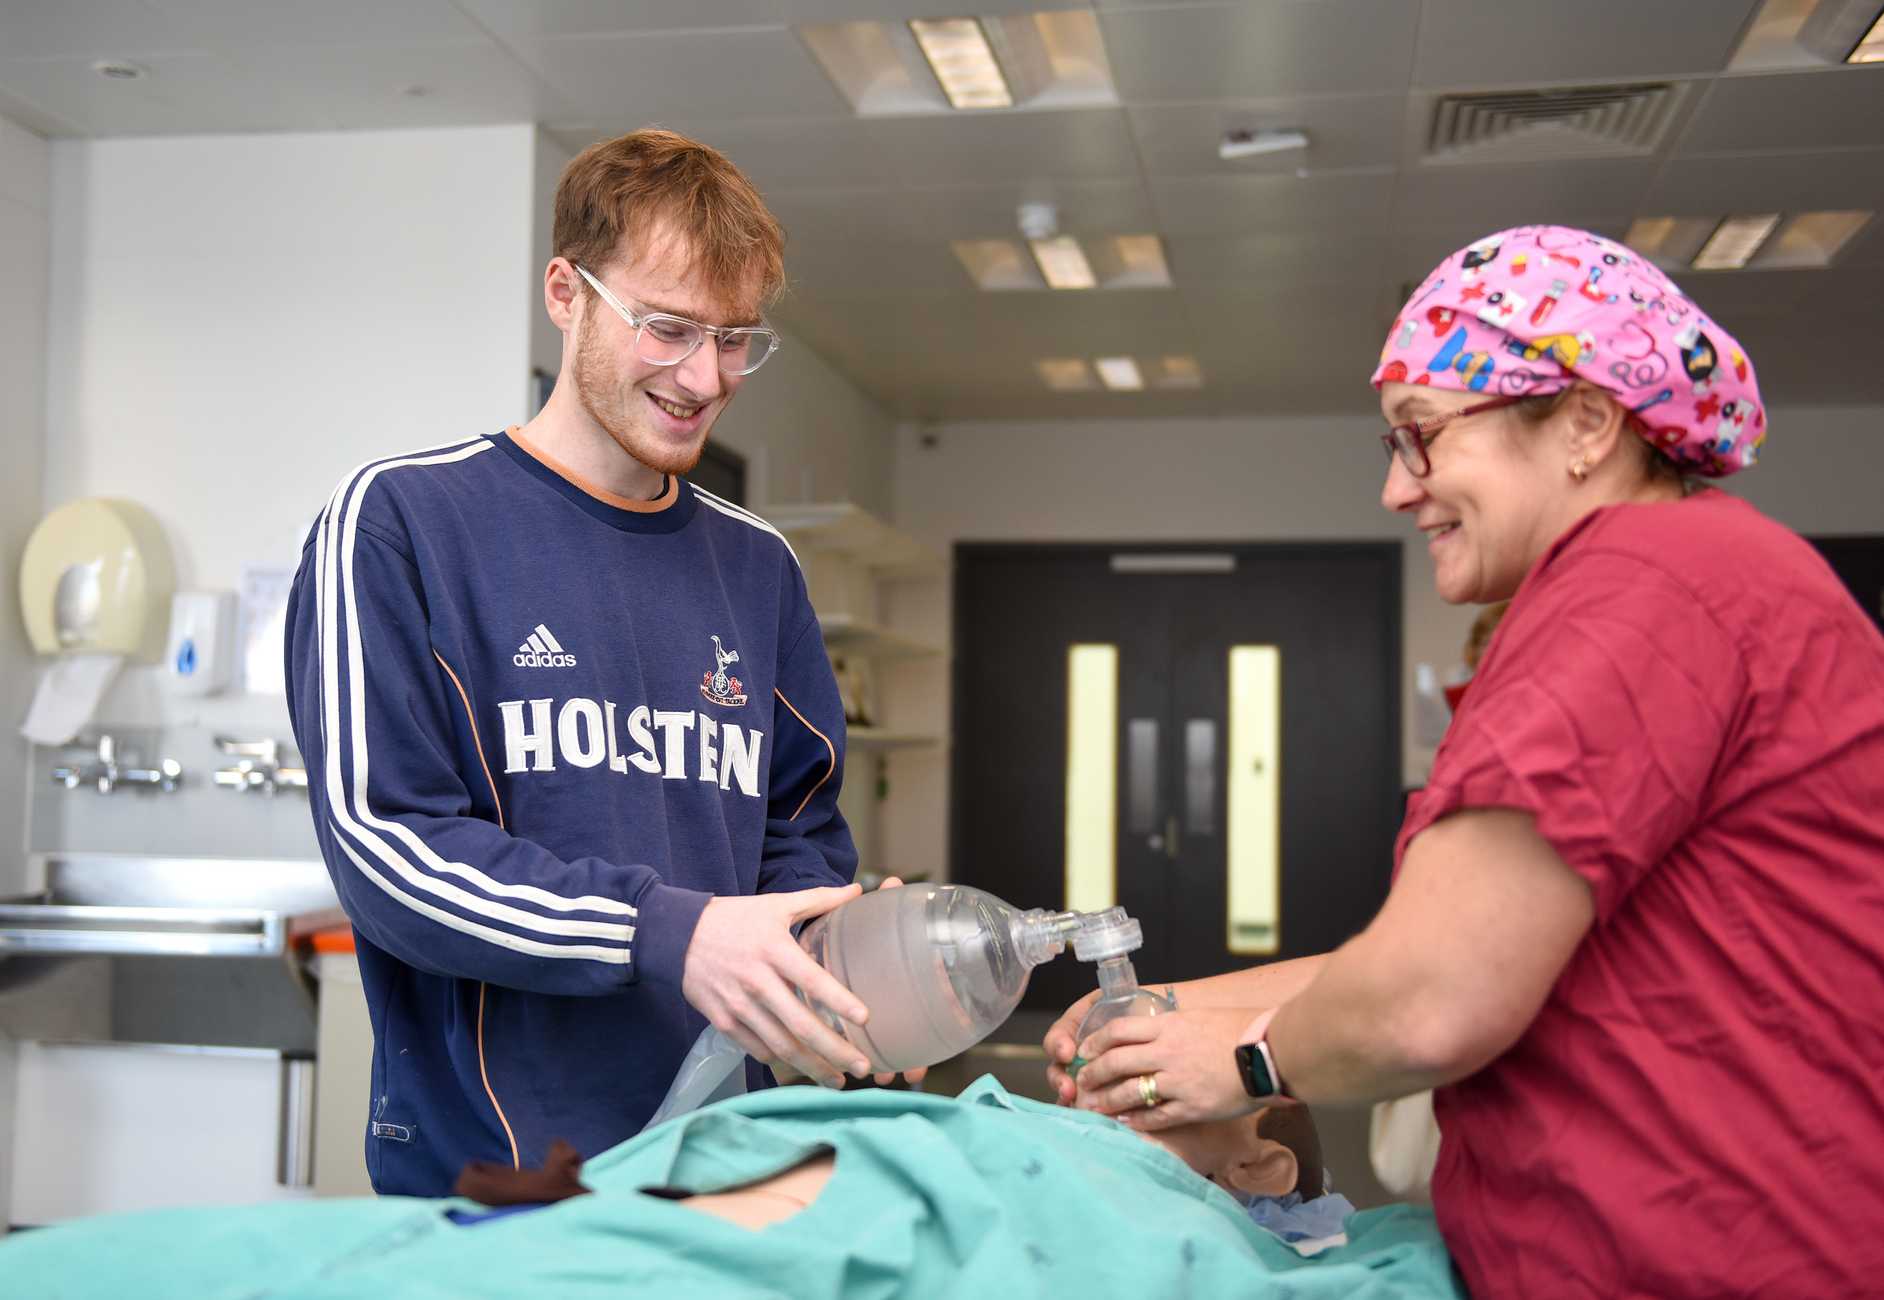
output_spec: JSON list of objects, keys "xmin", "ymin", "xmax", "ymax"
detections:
[
  {"xmin": 762, "ymin": 502, "xmax": 943, "ymax": 576},
  {"xmin": 820, "ymin": 614, "xmax": 943, "ymax": 660},
  {"xmin": 847, "ymin": 728, "xmax": 940, "ymax": 752}
]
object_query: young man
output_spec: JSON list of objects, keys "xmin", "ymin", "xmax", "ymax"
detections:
[{"xmin": 285, "ymin": 129, "xmax": 875, "ymax": 1197}]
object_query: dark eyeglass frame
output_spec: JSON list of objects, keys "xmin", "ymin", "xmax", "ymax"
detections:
[{"xmin": 1380, "ymin": 393, "xmax": 1534, "ymax": 478}]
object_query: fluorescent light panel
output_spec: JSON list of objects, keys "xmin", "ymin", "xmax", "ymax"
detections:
[
  {"xmin": 1095, "ymin": 357, "xmax": 1144, "ymax": 391},
  {"xmin": 1036, "ymin": 355, "xmax": 1202, "ymax": 392},
  {"xmin": 1036, "ymin": 358, "xmax": 1097, "ymax": 391},
  {"xmin": 1758, "ymin": 210, "xmax": 1874, "ymax": 266},
  {"xmin": 1632, "ymin": 210, "xmax": 1873, "ymax": 270},
  {"xmin": 1156, "ymin": 356, "xmax": 1205, "ymax": 389},
  {"xmin": 1029, "ymin": 235, "xmax": 1097, "ymax": 290},
  {"xmin": 1623, "ymin": 215, "xmax": 1719, "ymax": 269},
  {"xmin": 952, "ymin": 239, "xmax": 1044, "ymax": 291},
  {"xmin": 802, "ymin": 11, "xmax": 1115, "ymax": 116},
  {"xmin": 1691, "ymin": 214, "xmax": 1782, "ymax": 269},
  {"xmin": 910, "ymin": 18, "xmax": 1012, "ymax": 109}
]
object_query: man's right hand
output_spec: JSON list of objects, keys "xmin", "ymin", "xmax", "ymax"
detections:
[
  {"xmin": 1042, "ymin": 988, "xmax": 1101, "ymax": 1105},
  {"xmin": 680, "ymin": 884, "xmax": 873, "ymax": 1088}
]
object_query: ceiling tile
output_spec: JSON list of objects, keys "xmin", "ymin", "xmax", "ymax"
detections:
[
  {"xmin": 505, "ymin": 27, "xmax": 850, "ymax": 120},
  {"xmin": 1163, "ymin": 230, "xmax": 1388, "ymax": 285},
  {"xmin": 0, "ymin": 50, "xmax": 325, "ymax": 136},
  {"xmin": 891, "ymin": 178, "xmax": 1159, "ymax": 240},
  {"xmin": 860, "ymin": 109, "xmax": 1142, "ymax": 185},
  {"xmin": 453, "ymin": 0, "xmax": 1088, "ymax": 39},
  {"xmin": 1148, "ymin": 168, "xmax": 1396, "ymax": 237},
  {"xmin": 0, "ymin": 0, "xmax": 196, "ymax": 60},
  {"xmin": 1101, "ymin": 1, "xmax": 1418, "ymax": 102},
  {"xmin": 259, "ymin": 41, "xmax": 568, "ymax": 129},
  {"xmin": 1127, "ymin": 93, "xmax": 1404, "ymax": 176},
  {"xmin": 1414, "ymin": 0, "xmax": 1762, "ymax": 87},
  {"xmin": 779, "ymin": 239, "xmax": 977, "ymax": 299},
  {"xmin": 628, "ymin": 114, "xmax": 901, "ymax": 192},
  {"xmin": 1645, "ymin": 148, "xmax": 1884, "ymax": 215},
  {"xmin": 143, "ymin": 0, "xmax": 485, "ymax": 47},
  {"xmin": 1675, "ymin": 268, "xmax": 1819, "ymax": 322},
  {"xmin": 1677, "ymin": 68, "xmax": 1884, "ymax": 155},
  {"xmin": 1393, "ymin": 158, "xmax": 1658, "ymax": 230}
]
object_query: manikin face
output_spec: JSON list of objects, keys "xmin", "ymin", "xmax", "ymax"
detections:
[
  {"xmin": 1378, "ymin": 382, "xmax": 1570, "ymax": 606},
  {"xmin": 568, "ymin": 232, "xmax": 762, "ymax": 478}
]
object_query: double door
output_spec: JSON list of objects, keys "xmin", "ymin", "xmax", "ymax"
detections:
[{"xmin": 952, "ymin": 543, "xmax": 1403, "ymax": 1013}]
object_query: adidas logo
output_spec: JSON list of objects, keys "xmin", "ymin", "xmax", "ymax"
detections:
[{"xmin": 514, "ymin": 623, "xmax": 578, "ymax": 669}]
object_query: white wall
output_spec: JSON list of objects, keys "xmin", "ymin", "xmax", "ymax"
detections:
[
  {"xmin": 30, "ymin": 124, "xmax": 541, "ymax": 855},
  {"xmin": 883, "ymin": 405, "xmax": 1884, "ymax": 882},
  {"xmin": 24, "ymin": 123, "xmax": 894, "ymax": 859},
  {"xmin": 0, "ymin": 115, "xmax": 49, "ymax": 891}
]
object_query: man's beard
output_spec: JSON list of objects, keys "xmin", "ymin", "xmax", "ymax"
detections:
[{"xmin": 572, "ymin": 323, "xmax": 709, "ymax": 478}]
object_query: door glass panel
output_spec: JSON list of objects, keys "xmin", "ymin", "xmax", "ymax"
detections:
[
  {"xmin": 1065, "ymin": 644, "xmax": 1118, "ymax": 914},
  {"xmin": 1226, "ymin": 646, "xmax": 1280, "ymax": 954},
  {"xmin": 1127, "ymin": 719, "xmax": 1158, "ymax": 834},
  {"xmin": 1185, "ymin": 720, "xmax": 1216, "ymax": 835}
]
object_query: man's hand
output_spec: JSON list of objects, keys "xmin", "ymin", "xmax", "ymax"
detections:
[
  {"xmin": 1042, "ymin": 988, "xmax": 1102, "ymax": 1105},
  {"xmin": 1072, "ymin": 1006, "xmax": 1261, "ymax": 1132},
  {"xmin": 681, "ymin": 884, "xmax": 873, "ymax": 1088}
]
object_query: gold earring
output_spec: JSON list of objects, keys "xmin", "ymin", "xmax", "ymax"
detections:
[{"xmin": 1570, "ymin": 457, "xmax": 1588, "ymax": 482}]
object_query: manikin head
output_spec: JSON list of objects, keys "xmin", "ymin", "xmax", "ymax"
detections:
[{"xmin": 1148, "ymin": 1103, "xmax": 1326, "ymax": 1200}]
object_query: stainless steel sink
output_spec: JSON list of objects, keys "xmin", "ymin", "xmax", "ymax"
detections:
[{"xmin": 0, "ymin": 854, "xmax": 341, "ymax": 958}]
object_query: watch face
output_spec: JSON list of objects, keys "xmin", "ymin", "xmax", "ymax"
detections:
[{"xmin": 1238, "ymin": 1042, "xmax": 1277, "ymax": 1098}]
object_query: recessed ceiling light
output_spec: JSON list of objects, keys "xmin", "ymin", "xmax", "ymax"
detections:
[
  {"xmin": 1691, "ymin": 214, "xmax": 1782, "ymax": 270},
  {"xmin": 802, "ymin": 11, "xmax": 1114, "ymax": 116},
  {"xmin": 91, "ymin": 60, "xmax": 147, "ymax": 80},
  {"xmin": 1093, "ymin": 235, "xmax": 1172, "ymax": 289},
  {"xmin": 1095, "ymin": 357, "xmax": 1144, "ymax": 391},
  {"xmin": 951, "ymin": 239, "xmax": 1043, "ymax": 291},
  {"xmin": 1030, "ymin": 235, "xmax": 1098, "ymax": 290},
  {"xmin": 1623, "ymin": 215, "xmax": 1719, "ymax": 269},
  {"xmin": 910, "ymin": 18, "xmax": 1012, "ymax": 109},
  {"xmin": 1155, "ymin": 356, "xmax": 1204, "ymax": 389},
  {"xmin": 1036, "ymin": 358, "xmax": 1097, "ymax": 391},
  {"xmin": 1757, "ymin": 210, "xmax": 1874, "ymax": 266}
]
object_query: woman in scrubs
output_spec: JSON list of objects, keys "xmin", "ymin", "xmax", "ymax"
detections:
[{"xmin": 1051, "ymin": 224, "xmax": 1884, "ymax": 1298}]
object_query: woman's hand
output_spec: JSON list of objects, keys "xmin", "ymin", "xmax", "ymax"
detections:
[
  {"xmin": 1072, "ymin": 1006, "xmax": 1260, "ymax": 1132},
  {"xmin": 1042, "ymin": 988, "xmax": 1102, "ymax": 1104}
]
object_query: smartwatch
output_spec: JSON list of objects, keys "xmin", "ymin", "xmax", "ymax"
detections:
[{"xmin": 1235, "ymin": 1009, "xmax": 1287, "ymax": 1100}]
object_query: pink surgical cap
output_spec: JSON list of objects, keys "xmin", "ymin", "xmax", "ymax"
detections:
[{"xmin": 1372, "ymin": 225, "xmax": 1765, "ymax": 475}]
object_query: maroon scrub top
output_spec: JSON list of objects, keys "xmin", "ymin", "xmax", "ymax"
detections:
[{"xmin": 1398, "ymin": 491, "xmax": 1884, "ymax": 1299}]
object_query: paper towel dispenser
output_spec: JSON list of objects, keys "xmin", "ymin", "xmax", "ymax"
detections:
[{"xmin": 20, "ymin": 498, "xmax": 175, "ymax": 662}]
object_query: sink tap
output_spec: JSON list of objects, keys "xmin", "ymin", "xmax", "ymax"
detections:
[
  {"xmin": 50, "ymin": 733, "xmax": 184, "ymax": 794},
  {"xmin": 213, "ymin": 736, "xmax": 308, "ymax": 797}
]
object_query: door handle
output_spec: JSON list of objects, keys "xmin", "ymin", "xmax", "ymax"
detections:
[{"xmin": 1164, "ymin": 813, "xmax": 1180, "ymax": 860}]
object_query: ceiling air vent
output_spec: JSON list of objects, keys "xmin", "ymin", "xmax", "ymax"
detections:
[{"xmin": 1426, "ymin": 83, "xmax": 1683, "ymax": 165}]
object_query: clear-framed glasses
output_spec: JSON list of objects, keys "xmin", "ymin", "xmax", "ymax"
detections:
[
  {"xmin": 574, "ymin": 263, "xmax": 781, "ymax": 376},
  {"xmin": 1380, "ymin": 393, "xmax": 1535, "ymax": 478}
]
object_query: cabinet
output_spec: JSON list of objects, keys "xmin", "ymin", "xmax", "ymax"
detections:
[{"xmin": 764, "ymin": 504, "xmax": 945, "ymax": 878}]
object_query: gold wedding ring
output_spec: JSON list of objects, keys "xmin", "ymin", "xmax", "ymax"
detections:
[{"xmin": 1139, "ymin": 1073, "xmax": 1161, "ymax": 1108}]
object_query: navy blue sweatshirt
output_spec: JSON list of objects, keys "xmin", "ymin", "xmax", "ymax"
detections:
[{"xmin": 284, "ymin": 430, "xmax": 855, "ymax": 1196}]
